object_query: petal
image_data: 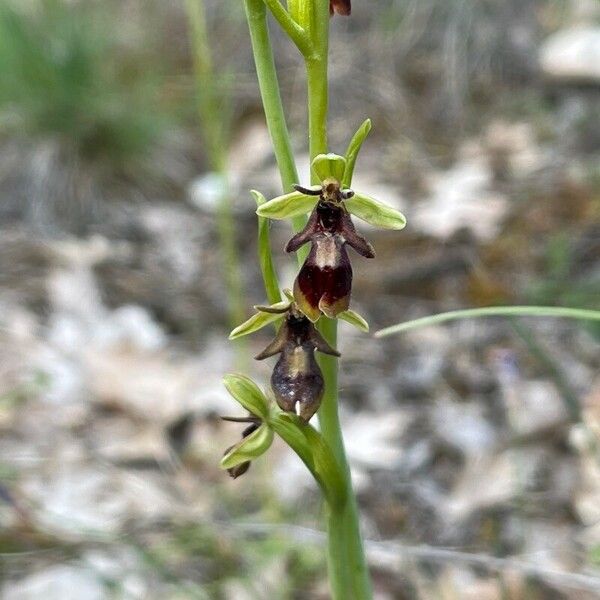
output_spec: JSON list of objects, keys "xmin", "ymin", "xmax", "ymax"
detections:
[
  {"xmin": 338, "ymin": 309, "xmax": 369, "ymax": 332},
  {"xmin": 222, "ymin": 374, "xmax": 271, "ymax": 420},
  {"xmin": 340, "ymin": 213, "xmax": 376, "ymax": 258},
  {"xmin": 254, "ymin": 320, "xmax": 288, "ymax": 360},
  {"xmin": 344, "ymin": 192, "xmax": 407, "ymax": 230},
  {"xmin": 311, "ymin": 153, "xmax": 346, "ymax": 183},
  {"xmin": 309, "ymin": 328, "xmax": 341, "ymax": 356},
  {"xmin": 285, "ymin": 208, "xmax": 320, "ymax": 253},
  {"xmin": 256, "ymin": 191, "xmax": 318, "ymax": 220},
  {"xmin": 220, "ymin": 423, "xmax": 274, "ymax": 469}
]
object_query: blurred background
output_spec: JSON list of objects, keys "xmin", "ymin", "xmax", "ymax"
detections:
[{"xmin": 0, "ymin": 0, "xmax": 599, "ymax": 598}]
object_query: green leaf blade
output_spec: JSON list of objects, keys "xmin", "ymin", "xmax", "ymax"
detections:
[
  {"xmin": 375, "ymin": 306, "xmax": 600, "ymax": 338},
  {"xmin": 256, "ymin": 191, "xmax": 318, "ymax": 220},
  {"xmin": 345, "ymin": 192, "xmax": 406, "ymax": 230}
]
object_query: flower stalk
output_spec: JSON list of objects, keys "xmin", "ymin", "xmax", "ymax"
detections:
[{"xmin": 223, "ymin": 2, "xmax": 397, "ymax": 598}]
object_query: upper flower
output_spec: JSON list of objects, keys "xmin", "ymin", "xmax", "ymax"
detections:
[{"xmin": 330, "ymin": 0, "xmax": 351, "ymax": 16}]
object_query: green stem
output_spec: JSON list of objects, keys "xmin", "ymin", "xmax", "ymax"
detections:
[
  {"xmin": 262, "ymin": 0, "xmax": 312, "ymax": 55},
  {"xmin": 307, "ymin": 5, "xmax": 372, "ymax": 599},
  {"xmin": 244, "ymin": 0, "xmax": 372, "ymax": 596},
  {"xmin": 243, "ymin": 0, "xmax": 306, "ymax": 235},
  {"xmin": 244, "ymin": 0, "xmax": 296, "ymax": 191}
]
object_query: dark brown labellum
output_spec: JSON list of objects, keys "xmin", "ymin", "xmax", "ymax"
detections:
[
  {"xmin": 286, "ymin": 200, "xmax": 374, "ymax": 321},
  {"xmin": 255, "ymin": 309, "xmax": 340, "ymax": 422}
]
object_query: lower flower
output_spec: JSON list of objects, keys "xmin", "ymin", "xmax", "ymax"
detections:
[{"xmin": 255, "ymin": 305, "xmax": 340, "ymax": 421}]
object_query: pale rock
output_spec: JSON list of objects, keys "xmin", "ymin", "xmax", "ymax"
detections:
[
  {"xmin": 92, "ymin": 304, "xmax": 168, "ymax": 352},
  {"xmin": 540, "ymin": 27, "xmax": 600, "ymax": 83},
  {"xmin": 22, "ymin": 461, "xmax": 172, "ymax": 538},
  {"xmin": 2, "ymin": 565, "xmax": 104, "ymax": 600},
  {"xmin": 395, "ymin": 327, "xmax": 451, "ymax": 393},
  {"xmin": 484, "ymin": 120, "xmax": 544, "ymax": 179},
  {"xmin": 570, "ymin": 387, "xmax": 600, "ymax": 532},
  {"xmin": 140, "ymin": 205, "xmax": 204, "ymax": 285},
  {"xmin": 343, "ymin": 411, "xmax": 411, "ymax": 470},
  {"xmin": 272, "ymin": 447, "xmax": 317, "ymax": 504},
  {"xmin": 503, "ymin": 379, "xmax": 569, "ymax": 437},
  {"xmin": 90, "ymin": 416, "xmax": 171, "ymax": 465},
  {"xmin": 436, "ymin": 568, "xmax": 503, "ymax": 600},
  {"xmin": 412, "ymin": 153, "xmax": 508, "ymax": 241},
  {"xmin": 431, "ymin": 397, "xmax": 497, "ymax": 455},
  {"xmin": 83, "ymin": 548, "xmax": 149, "ymax": 599},
  {"xmin": 85, "ymin": 336, "xmax": 234, "ymax": 423},
  {"xmin": 441, "ymin": 447, "xmax": 543, "ymax": 523},
  {"xmin": 188, "ymin": 171, "xmax": 228, "ymax": 212},
  {"xmin": 518, "ymin": 520, "xmax": 579, "ymax": 572},
  {"xmin": 227, "ymin": 119, "xmax": 275, "ymax": 186}
]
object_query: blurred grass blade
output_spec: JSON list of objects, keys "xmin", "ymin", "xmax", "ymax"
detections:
[
  {"xmin": 342, "ymin": 119, "xmax": 371, "ymax": 187},
  {"xmin": 220, "ymin": 423, "xmax": 274, "ymax": 469},
  {"xmin": 345, "ymin": 193, "xmax": 406, "ymax": 230},
  {"xmin": 375, "ymin": 306, "xmax": 600, "ymax": 337},
  {"xmin": 269, "ymin": 411, "xmax": 347, "ymax": 508},
  {"xmin": 223, "ymin": 374, "xmax": 271, "ymax": 420},
  {"xmin": 338, "ymin": 310, "xmax": 369, "ymax": 332},
  {"xmin": 256, "ymin": 191, "xmax": 318, "ymax": 220},
  {"xmin": 252, "ymin": 190, "xmax": 282, "ymax": 304}
]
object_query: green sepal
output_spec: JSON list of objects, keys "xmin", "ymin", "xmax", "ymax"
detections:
[
  {"xmin": 220, "ymin": 423, "xmax": 274, "ymax": 469},
  {"xmin": 345, "ymin": 192, "xmax": 407, "ymax": 230},
  {"xmin": 222, "ymin": 374, "xmax": 271, "ymax": 420},
  {"xmin": 311, "ymin": 153, "xmax": 346, "ymax": 183},
  {"xmin": 256, "ymin": 191, "xmax": 318, "ymax": 220},
  {"xmin": 229, "ymin": 301, "xmax": 289, "ymax": 339},
  {"xmin": 269, "ymin": 410, "xmax": 347, "ymax": 508},
  {"xmin": 343, "ymin": 119, "xmax": 371, "ymax": 187},
  {"xmin": 338, "ymin": 309, "xmax": 369, "ymax": 332}
]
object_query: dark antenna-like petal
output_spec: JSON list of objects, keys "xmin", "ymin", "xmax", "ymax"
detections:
[
  {"xmin": 341, "ymin": 213, "xmax": 375, "ymax": 258},
  {"xmin": 285, "ymin": 208, "xmax": 320, "ymax": 253},
  {"xmin": 309, "ymin": 328, "xmax": 341, "ymax": 357},
  {"xmin": 254, "ymin": 321, "xmax": 289, "ymax": 360}
]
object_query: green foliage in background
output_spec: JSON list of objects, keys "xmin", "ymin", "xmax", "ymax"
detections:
[{"xmin": 0, "ymin": 0, "xmax": 174, "ymax": 164}]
